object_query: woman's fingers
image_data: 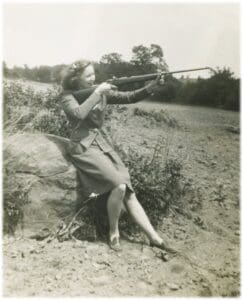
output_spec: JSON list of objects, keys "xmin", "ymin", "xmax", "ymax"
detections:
[
  {"xmin": 159, "ymin": 76, "xmax": 165, "ymax": 85},
  {"xmin": 155, "ymin": 75, "xmax": 165, "ymax": 85},
  {"xmin": 109, "ymin": 84, "xmax": 118, "ymax": 90},
  {"xmin": 155, "ymin": 74, "xmax": 161, "ymax": 83},
  {"xmin": 95, "ymin": 83, "xmax": 117, "ymax": 94}
]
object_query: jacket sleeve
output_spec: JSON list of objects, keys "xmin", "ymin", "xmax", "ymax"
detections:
[
  {"xmin": 61, "ymin": 90, "xmax": 101, "ymax": 120},
  {"xmin": 106, "ymin": 86, "xmax": 151, "ymax": 105}
]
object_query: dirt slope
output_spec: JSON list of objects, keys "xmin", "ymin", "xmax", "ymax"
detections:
[{"xmin": 3, "ymin": 99, "xmax": 240, "ymax": 297}]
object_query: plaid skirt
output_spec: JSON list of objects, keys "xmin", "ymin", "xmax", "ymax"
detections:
[{"xmin": 69, "ymin": 142, "xmax": 133, "ymax": 197}]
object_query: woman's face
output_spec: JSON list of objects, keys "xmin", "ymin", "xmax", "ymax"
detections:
[{"xmin": 79, "ymin": 65, "xmax": 96, "ymax": 88}]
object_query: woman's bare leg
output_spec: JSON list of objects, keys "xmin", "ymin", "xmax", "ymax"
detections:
[
  {"xmin": 107, "ymin": 183, "xmax": 126, "ymax": 241},
  {"xmin": 124, "ymin": 192, "xmax": 163, "ymax": 245}
]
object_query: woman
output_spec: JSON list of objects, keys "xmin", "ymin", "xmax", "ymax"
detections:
[{"xmin": 61, "ymin": 59, "xmax": 176, "ymax": 253}]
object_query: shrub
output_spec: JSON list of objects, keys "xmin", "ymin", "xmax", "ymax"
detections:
[
  {"xmin": 3, "ymin": 80, "xmax": 69, "ymax": 137},
  {"xmin": 174, "ymin": 68, "xmax": 239, "ymax": 111},
  {"xmin": 75, "ymin": 136, "xmax": 198, "ymax": 240},
  {"xmin": 118, "ymin": 142, "xmax": 187, "ymax": 227},
  {"xmin": 3, "ymin": 80, "xmax": 70, "ymax": 234},
  {"xmin": 3, "ymin": 157, "xmax": 33, "ymax": 234},
  {"xmin": 68, "ymin": 141, "xmax": 188, "ymax": 240},
  {"xmin": 133, "ymin": 107, "xmax": 179, "ymax": 128}
]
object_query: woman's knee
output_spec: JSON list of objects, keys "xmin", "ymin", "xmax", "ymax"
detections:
[
  {"xmin": 112, "ymin": 183, "xmax": 126, "ymax": 197},
  {"xmin": 124, "ymin": 192, "xmax": 136, "ymax": 203},
  {"xmin": 117, "ymin": 183, "xmax": 126, "ymax": 194}
]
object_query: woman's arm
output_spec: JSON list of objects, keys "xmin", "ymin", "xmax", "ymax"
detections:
[
  {"xmin": 106, "ymin": 87, "xmax": 150, "ymax": 105},
  {"xmin": 106, "ymin": 80, "xmax": 161, "ymax": 105},
  {"xmin": 61, "ymin": 83, "xmax": 113, "ymax": 120},
  {"xmin": 61, "ymin": 91, "xmax": 101, "ymax": 120}
]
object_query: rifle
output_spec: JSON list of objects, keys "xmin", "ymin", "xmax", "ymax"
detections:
[{"xmin": 73, "ymin": 67, "xmax": 215, "ymax": 103}]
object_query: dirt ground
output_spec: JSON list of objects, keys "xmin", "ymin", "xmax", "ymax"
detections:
[{"xmin": 3, "ymin": 99, "xmax": 240, "ymax": 297}]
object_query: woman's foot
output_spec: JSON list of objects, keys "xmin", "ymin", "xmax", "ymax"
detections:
[
  {"xmin": 109, "ymin": 236, "xmax": 122, "ymax": 252},
  {"xmin": 150, "ymin": 240, "xmax": 178, "ymax": 255}
]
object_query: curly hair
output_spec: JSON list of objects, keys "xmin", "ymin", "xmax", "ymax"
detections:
[{"xmin": 61, "ymin": 59, "xmax": 92, "ymax": 90}]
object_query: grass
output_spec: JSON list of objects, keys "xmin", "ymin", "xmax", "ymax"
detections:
[{"xmin": 3, "ymin": 79, "xmax": 205, "ymax": 238}]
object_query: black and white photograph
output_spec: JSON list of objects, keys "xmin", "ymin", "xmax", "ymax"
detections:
[{"xmin": 2, "ymin": 1, "xmax": 240, "ymax": 297}]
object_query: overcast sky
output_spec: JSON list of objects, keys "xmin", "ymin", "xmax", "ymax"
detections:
[{"xmin": 3, "ymin": 2, "xmax": 240, "ymax": 77}]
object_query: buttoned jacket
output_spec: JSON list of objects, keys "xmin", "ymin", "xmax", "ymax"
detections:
[{"xmin": 61, "ymin": 87, "xmax": 150, "ymax": 153}]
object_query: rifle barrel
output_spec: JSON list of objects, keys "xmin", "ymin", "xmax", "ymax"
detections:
[
  {"xmin": 163, "ymin": 67, "xmax": 214, "ymax": 75},
  {"xmin": 109, "ymin": 67, "xmax": 214, "ymax": 85}
]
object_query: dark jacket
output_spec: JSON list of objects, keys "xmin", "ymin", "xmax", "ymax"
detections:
[{"xmin": 61, "ymin": 87, "xmax": 150, "ymax": 152}]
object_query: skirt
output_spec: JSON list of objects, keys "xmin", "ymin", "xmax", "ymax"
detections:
[{"xmin": 69, "ymin": 142, "xmax": 134, "ymax": 197}]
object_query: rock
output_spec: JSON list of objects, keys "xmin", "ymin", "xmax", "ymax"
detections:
[
  {"xmin": 4, "ymin": 133, "xmax": 82, "ymax": 235},
  {"xmin": 202, "ymin": 282, "xmax": 209, "ymax": 288},
  {"xmin": 92, "ymin": 262, "xmax": 100, "ymax": 269},
  {"xmin": 225, "ymin": 125, "xmax": 240, "ymax": 134},
  {"xmin": 29, "ymin": 246, "xmax": 36, "ymax": 254},
  {"xmin": 72, "ymin": 241, "xmax": 86, "ymax": 248},
  {"xmin": 235, "ymin": 230, "xmax": 240, "ymax": 236},
  {"xmin": 160, "ymin": 252, "xmax": 169, "ymax": 262},
  {"xmin": 168, "ymin": 283, "xmax": 180, "ymax": 291},
  {"xmin": 55, "ymin": 274, "xmax": 62, "ymax": 280},
  {"xmin": 92, "ymin": 275, "xmax": 112, "ymax": 286},
  {"xmin": 45, "ymin": 276, "xmax": 53, "ymax": 284}
]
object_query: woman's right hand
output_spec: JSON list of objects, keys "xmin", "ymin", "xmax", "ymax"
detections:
[{"xmin": 95, "ymin": 83, "xmax": 117, "ymax": 95}]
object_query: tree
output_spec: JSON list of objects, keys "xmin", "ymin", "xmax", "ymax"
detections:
[
  {"xmin": 131, "ymin": 44, "xmax": 168, "ymax": 74},
  {"xmin": 150, "ymin": 44, "xmax": 168, "ymax": 71},
  {"xmin": 3, "ymin": 61, "xmax": 9, "ymax": 77},
  {"xmin": 208, "ymin": 68, "xmax": 239, "ymax": 109},
  {"xmin": 98, "ymin": 52, "xmax": 134, "ymax": 83},
  {"xmin": 23, "ymin": 64, "xmax": 32, "ymax": 80},
  {"xmin": 174, "ymin": 67, "xmax": 239, "ymax": 111},
  {"xmin": 11, "ymin": 65, "xmax": 23, "ymax": 78},
  {"xmin": 100, "ymin": 53, "xmax": 124, "ymax": 64},
  {"xmin": 35, "ymin": 66, "xmax": 52, "ymax": 83},
  {"xmin": 51, "ymin": 64, "xmax": 66, "ymax": 83},
  {"xmin": 131, "ymin": 45, "xmax": 152, "ymax": 67}
]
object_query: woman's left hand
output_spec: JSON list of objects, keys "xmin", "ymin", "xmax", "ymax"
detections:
[{"xmin": 145, "ymin": 75, "xmax": 165, "ymax": 95}]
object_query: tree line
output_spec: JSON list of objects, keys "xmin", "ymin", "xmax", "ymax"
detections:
[{"xmin": 3, "ymin": 44, "xmax": 239, "ymax": 111}]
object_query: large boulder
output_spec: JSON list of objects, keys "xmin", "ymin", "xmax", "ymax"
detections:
[{"xmin": 3, "ymin": 133, "xmax": 82, "ymax": 235}]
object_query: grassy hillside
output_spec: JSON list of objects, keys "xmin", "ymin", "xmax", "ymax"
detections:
[{"xmin": 3, "ymin": 79, "xmax": 240, "ymax": 297}]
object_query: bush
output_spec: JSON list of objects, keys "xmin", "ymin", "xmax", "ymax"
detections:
[
  {"xmin": 70, "ymin": 141, "xmax": 189, "ymax": 240},
  {"xmin": 119, "ymin": 141, "xmax": 194, "ymax": 226},
  {"xmin": 133, "ymin": 107, "xmax": 179, "ymax": 128},
  {"xmin": 3, "ymin": 80, "xmax": 69, "ymax": 137},
  {"xmin": 174, "ymin": 68, "xmax": 239, "ymax": 111},
  {"xmin": 3, "ymin": 158, "xmax": 32, "ymax": 234},
  {"xmin": 3, "ymin": 80, "xmax": 70, "ymax": 234}
]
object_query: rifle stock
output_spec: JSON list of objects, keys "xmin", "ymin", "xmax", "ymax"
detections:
[{"xmin": 72, "ymin": 67, "xmax": 214, "ymax": 104}]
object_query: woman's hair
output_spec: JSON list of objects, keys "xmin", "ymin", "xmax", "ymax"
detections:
[{"xmin": 61, "ymin": 59, "xmax": 92, "ymax": 90}]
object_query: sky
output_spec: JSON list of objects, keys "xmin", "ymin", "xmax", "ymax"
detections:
[{"xmin": 2, "ymin": 2, "xmax": 241, "ymax": 78}]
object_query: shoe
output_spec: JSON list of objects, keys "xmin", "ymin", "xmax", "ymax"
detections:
[
  {"xmin": 150, "ymin": 240, "xmax": 178, "ymax": 255},
  {"xmin": 109, "ymin": 236, "xmax": 122, "ymax": 252},
  {"xmin": 29, "ymin": 228, "xmax": 51, "ymax": 241}
]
